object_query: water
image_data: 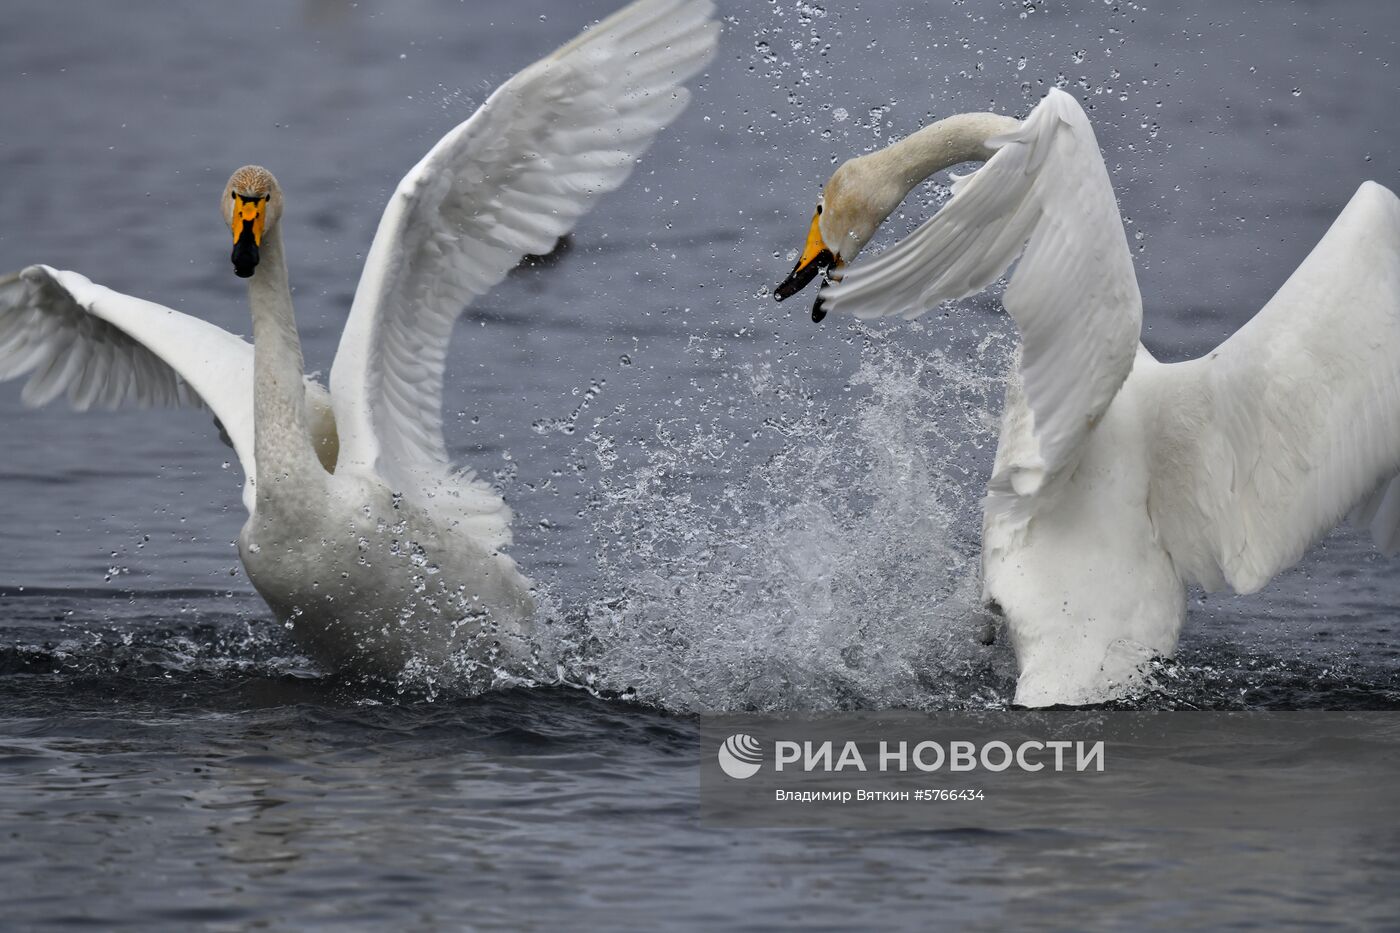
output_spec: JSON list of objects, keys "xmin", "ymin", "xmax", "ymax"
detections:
[{"xmin": 1, "ymin": 0, "xmax": 1398, "ymax": 927}]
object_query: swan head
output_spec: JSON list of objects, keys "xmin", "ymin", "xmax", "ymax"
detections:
[
  {"xmin": 773, "ymin": 154, "xmax": 903, "ymax": 320},
  {"xmin": 221, "ymin": 165, "xmax": 283, "ymax": 278}
]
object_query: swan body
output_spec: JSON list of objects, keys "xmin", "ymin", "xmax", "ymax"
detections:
[
  {"xmin": 237, "ymin": 461, "xmax": 535, "ymax": 680},
  {"xmin": 981, "ymin": 347, "xmax": 1186, "ymax": 705},
  {"xmin": 777, "ymin": 89, "xmax": 1400, "ymax": 706},
  {"xmin": 0, "ymin": 0, "xmax": 718, "ymax": 680}
]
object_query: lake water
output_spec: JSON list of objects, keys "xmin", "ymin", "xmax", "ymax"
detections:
[{"xmin": 1, "ymin": 0, "xmax": 1398, "ymax": 928}]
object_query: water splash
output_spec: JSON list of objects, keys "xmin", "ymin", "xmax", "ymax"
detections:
[{"xmin": 541, "ymin": 321, "xmax": 1021, "ymax": 712}]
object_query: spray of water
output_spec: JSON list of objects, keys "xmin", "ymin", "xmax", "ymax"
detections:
[{"xmin": 536, "ymin": 319, "xmax": 1021, "ymax": 712}]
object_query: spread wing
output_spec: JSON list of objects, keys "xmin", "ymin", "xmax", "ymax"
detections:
[
  {"xmin": 0, "ymin": 265, "xmax": 335, "ymax": 513},
  {"xmin": 1148, "ymin": 182, "xmax": 1400, "ymax": 593},
  {"xmin": 329, "ymin": 0, "xmax": 719, "ymax": 549},
  {"xmin": 817, "ymin": 89, "xmax": 1143, "ymax": 519}
]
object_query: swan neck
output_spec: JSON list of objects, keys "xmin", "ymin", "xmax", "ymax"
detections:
[
  {"xmin": 248, "ymin": 224, "xmax": 321, "ymax": 503},
  {"xmin": 878, "ymin": 111, "xmax": 1022, "ymax": 193}
]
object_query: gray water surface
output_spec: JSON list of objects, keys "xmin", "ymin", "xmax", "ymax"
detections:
[{"xmin": 2, "ymin": 0, "xmax": 1399, "ymax": 928}]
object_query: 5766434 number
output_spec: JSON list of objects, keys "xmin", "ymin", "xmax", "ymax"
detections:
[{"xmin": 913, "ymin": 789, "xmax": 984, "ymax": 802}]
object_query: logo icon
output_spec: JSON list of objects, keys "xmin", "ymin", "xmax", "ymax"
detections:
[{"xmin": 717, "ymin": 733, "xmax": 764, "ymax": 779}]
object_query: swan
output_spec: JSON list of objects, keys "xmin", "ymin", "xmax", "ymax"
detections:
[
  {"xmin": 0, "ymin": 0, "xmax": 719, "ymax": 682},
  {"xmin": 774, "ymin": 88, "xmax": 1400, "ymax": 707}
]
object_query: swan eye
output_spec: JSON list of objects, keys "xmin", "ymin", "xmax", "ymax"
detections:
[{"xmin": 816, "ymin": 204, "xmax": 823, "ymax": 215}]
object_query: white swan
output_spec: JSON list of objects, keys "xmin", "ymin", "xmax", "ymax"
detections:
[
  {"xmin": 0, "ymin": 0, "xmax": 719, "ymax": 681},
  {"xmin": 775, "ymin": 89, "xmax": 1400, "ymax": 707}
]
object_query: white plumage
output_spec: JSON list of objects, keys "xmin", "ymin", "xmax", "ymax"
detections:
[
  {"xmin": 333, "ymin": 0, "xmax": 719, "ymax": 549},
  {"xmin": 0, "ymin": 0, "xmax": 719, "ymax": 680},
  {"xmin": 0, "ymin": 265, "xmax": 340, "ymax": 513},
  {"xmin": 803, "ymin": 89, "xmax": 1400, "ymax": 705}
]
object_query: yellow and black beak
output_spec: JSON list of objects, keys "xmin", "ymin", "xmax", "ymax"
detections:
[
  {"xmin": 230, "ymin": 193, "xmax": 267, "ymax": 278},
  {"xmin": 774, "ymin": 210, "xmax": 841, "ymax": 322}
]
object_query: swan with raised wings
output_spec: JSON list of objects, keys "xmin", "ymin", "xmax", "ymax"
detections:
[
  {"xmin": 775, "ymin": 89, "xmax": 1400, "ymax": 706},
  {"xmin": 0, "ymin": 0, "xmax": 719, "ymax": 682}
]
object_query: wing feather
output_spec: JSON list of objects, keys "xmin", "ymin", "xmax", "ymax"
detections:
[
  {"xmin": 818, "ymin": 89, "xmax": 1143, "ymax": 519},
  {"xmin": 0, "ymin": 265, "xmax": 337, "ymax": 513},
  {"xmin": 329, "ymin": 0, "xmax": 718, "ymax": 550},
  {"xmin": 1148, "ymin": 182, "xmax": 1400, "ymax": 592}
]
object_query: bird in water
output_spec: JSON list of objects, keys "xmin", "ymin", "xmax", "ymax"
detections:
[
  {"xmin": 776, "ymin": 88, "xmax": 1400, "ymax": 706},
  {"xmin": 0, "ymin": 0, "xmax": 718, "ymax": 684}
]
